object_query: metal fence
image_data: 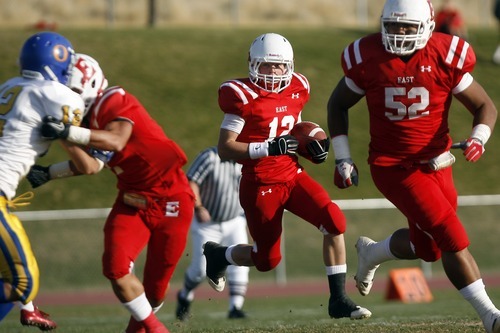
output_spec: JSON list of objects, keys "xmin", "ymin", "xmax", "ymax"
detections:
[{"xmin": 0, "ymin": 0, "xmax": 496, "ymax": 29}]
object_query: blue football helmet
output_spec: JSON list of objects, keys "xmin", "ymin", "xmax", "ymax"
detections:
[{"xmin": 19, "ymin": 32, "xmax": 75, "ymax": 85}]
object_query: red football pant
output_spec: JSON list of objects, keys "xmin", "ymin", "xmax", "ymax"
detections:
[
  {"xmin": 370, "ymin": 164, "xmax": 469, "ymax": 262},
  {"xmin": 240, "ymin": 170, "xmax": 346, "ymax": 272},
  {"xmin": 102, "ymin": 191, "xmax": 193, "ymax": 301}
]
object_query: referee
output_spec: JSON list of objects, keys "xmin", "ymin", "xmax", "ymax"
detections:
[{"xmin": 175, "ymin": 146, "xmax": 249, "ymax": 320}]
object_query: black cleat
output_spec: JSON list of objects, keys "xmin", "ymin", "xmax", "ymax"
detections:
[
  {"xmin": 228, "ymin": 307, "xmax": 247, "ymax": 319},
  {"xmin": 203, "ymin": 241, "xmax": 228, "ymax": 292},
  {"xmin": 328, "ymin": 296, "xmax": 372, "ymax": 320},
  {"xmin": 175, "ymin": 291, "xmax": 191, "ymax": 321}
]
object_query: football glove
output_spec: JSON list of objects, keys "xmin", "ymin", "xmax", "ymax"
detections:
[
  {"xmin": 306, "ymin": 138, "xmax": 329, "ymax": 164},
  {"xmin": 26, "ymin": 165, "xmax": 51, "ymax": 189},
  {"xmin": 268, "ymin": 135, "xmax": 298, "ymax": 156},
  {"xmin": 41, "ymin": 116, "xmax": 70, "ymax": 140},
  {"xmin": 428, "ymin": 151, "xmax": 456, "ymax": 171},
  {"xmin": 463, "ymin": 138, "xmax": 485, "ymax": 162},
  {"xmin": 88, "ymin": 148, "xmax": 115, "ymax": 164},
  {"xmin": 334, "ymin": 158, "xmax": 358, "ymax": 189}
]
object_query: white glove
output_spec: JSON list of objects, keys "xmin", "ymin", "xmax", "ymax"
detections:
[{"xmin": 334, "ymin": 158, "xmax": 358, "ymax": 189}]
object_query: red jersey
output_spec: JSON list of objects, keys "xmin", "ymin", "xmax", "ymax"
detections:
[
  {"xmin": 435, "ymin": 8, "xmax": 465, "ymax": 32},
  {"xmin": 87, "ymin": 86, "xmax": 189, "ymax": 196},
  {"xmin": 341, "ymin": 32, "xmax": 475, "ymax": 166},
  {"xmin": 218, "ymin": 74, "xmax": 310, "ymax": 184}
]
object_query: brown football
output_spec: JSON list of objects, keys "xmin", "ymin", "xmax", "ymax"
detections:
[{"xmin": 290, "ymin": 121, "xmax": 327, "ymax": 159}]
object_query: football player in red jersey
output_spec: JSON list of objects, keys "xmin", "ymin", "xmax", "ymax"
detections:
[
  {"xmin": 327, "ymin": 0, "xmax": 500, "ymax": 331},
  {"xmin": 27, "ymin": 54, "xmax": 195, "ymax": 333},
  {"xmin": 202, "ymin": 32, "xmax": 371, "ymax": 320}
]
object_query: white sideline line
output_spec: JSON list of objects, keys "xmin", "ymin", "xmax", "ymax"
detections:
[
  {"xmin": 16, "ymin": 194, "xmax": 500, "ymax": 221},
  {"xmin": 335, "ymin": 194, "xmax": 500, "ymax": 210},
  {"xmin": 18, "ymin": 208, "xmax": 112, "ymax": 221}
]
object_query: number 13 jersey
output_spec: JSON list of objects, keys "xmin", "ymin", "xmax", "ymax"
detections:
[{"xmin": 218, "ymin": 74, "xmax": 310, "ymax": 184}]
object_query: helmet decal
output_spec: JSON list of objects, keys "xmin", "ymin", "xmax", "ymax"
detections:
[
  {"xmin": 68, "ymin": 53, "xmax": 108, "ymax": 116},
  {"xmin": 53, "ymin": 44, "xmax": 70, "ymax": 63},
  {"xmin": 74, "ymin": 57, "xmax": 96, "ymax": 87}
]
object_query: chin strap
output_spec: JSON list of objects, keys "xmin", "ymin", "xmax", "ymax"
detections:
[{"xmin": 7, "ymin": 191, "xmax": 34, "ymax": 209}]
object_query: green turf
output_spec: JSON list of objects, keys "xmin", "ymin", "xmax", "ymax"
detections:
[
  {"xmin": 2, "ymin": 288, "xmax": 499, "ymax": 332},
  {"xmin": 1, "ymin": 27, "xmax": 500, "ymax": 332},
  {"xmin": 0, "ymin": 27, "xmax": 499, "ymax": 210},
  {"xmin": 18, "ymin": 205, "xmax": 500, "ymax": 292}
]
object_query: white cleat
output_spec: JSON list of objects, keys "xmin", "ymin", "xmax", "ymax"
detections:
[
  {"xmin": 207, "ymin": 275, "xmax": 226, "ymax": 293},
  {"xmin": 354, "ymin": 236, "xmax": 380, "ymax": 296},
  {"xmin": 350, "ymin": 306, "xmax": 372, "ymax": 320},
  {"xmin": 483, "ymin": 311, "xmax": 500, "ymax": 333}
]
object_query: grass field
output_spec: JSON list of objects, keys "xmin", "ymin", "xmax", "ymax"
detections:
[
  {"xmin": 0, "ymin": 27, "xmax": 500, "ymax": 332},
  {"xmin": 0, "ymin": 205, "xmax": 497, "ymax": 332},
  {"xmin": 1, "ymin": 27, "xmax": 500, "ymax": 210},
  {"xmin": 2, "ymin": 288, "xmax": 500, "ymax": 332}
]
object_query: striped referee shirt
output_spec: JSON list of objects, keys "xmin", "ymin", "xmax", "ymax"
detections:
[{"xmin": 187, "ymin": 146, "xmax": 243, "ymax": 222}]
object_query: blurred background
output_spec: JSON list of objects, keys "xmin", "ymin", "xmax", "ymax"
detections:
[
  {"xmin": 0, "ymin": 0, "xmax": 496, "ymax": 29},
  {"xmin": 0, "ymin": 0, "xmax": 499, "ymax": 310}
]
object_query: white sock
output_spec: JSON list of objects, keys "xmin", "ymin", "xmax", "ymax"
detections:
[
  {"xmin": 370, "ymin": 235, "xmax": 398, "ymax": 264},
  {"xmin": 179, "ymin": 289, "xmax": 195, "ymax": 302},
  {"xmin": 325, "ymin": 264, "xmax": 347, "ymax": 275},
  {"xmin": 229, "ymin": 295, "xmax": 245, "ymax": 310},
  {"xmin": 152, "ymin": 302, "xmax": 163, "ymax": 314},
  {"xmin": 122, "ymin": 292, "xmax": 152, "ymax": 321},
  {"xmin": 460, "ymin": 279, "xmax": 499, "ymax": 319},
  {"xmin": 19, "ymin": 301, "xmax": 34, "ymax": 311},
  {"xmin": 226, "ymin": 245, "xmax": 238, "ymax": 265}
]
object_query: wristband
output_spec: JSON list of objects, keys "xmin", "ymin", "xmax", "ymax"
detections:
[
  {"xmin": 49, "ymin": 161, "xmax": 74, "ymax": 179},
  {"xmin": 248, "ymin": 142, "xmax": 269, "ymax": 159},
  {"xmin": 331, "ymin": 135, "xmax": 351, "ymax": 160},
  {"xmin": 470, "ymin": 124, "xmax": 491, "ymax": 145},
  {"xmin": 67, "ymin": 126, "xmax": 91, "ymax": 145}
]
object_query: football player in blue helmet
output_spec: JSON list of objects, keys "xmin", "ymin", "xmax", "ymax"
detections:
[
  {"xmin": 0, "ymin": 31, "xmax": 83, "ymax": 330},
  {"xmin": 19, "ymin": 31, "xmax": 75, "ymax": 85}
]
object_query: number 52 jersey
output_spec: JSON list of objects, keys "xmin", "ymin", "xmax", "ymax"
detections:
[{"xmin": 341, "ymin": 32, "xmax": 475, "ymax": 166}]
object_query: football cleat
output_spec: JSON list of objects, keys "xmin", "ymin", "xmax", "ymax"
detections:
[
  {"xmin": 20, "ymin": 306, "xmax": 57, "ymax": 331},
  {"xmin": 203, "ymin": 241, "xmax": 228, "ymax": 292},
  {"xmin": 228, "ymin": 307, "xmax": 247, "ymax": 319},
  {"xmin": 175, "ymin": 291, "xmax": 191, "ymax": 321},
  {"xmin": 328, "ymin": 296, "xmax": 372, "ymax": 320},
  {"xmin": 483, "ymin": 311, "xmax": 500, "ymax": 333},
  {"xmin": 354, "ymin": 236, "xmax": 380, "ymax": 296}
]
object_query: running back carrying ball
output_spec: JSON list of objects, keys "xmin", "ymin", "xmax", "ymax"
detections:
[{"xmin": 290, "ymin": 121, "xmax": 329, "ymax": 164}]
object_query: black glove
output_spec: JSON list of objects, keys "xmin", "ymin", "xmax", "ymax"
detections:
[
  {"xmin": 26, "ymin": 165, "xmax": 51, "ymax": 188},
  {"xmin": 41, "ymin": 116, "xmax": 70, "ymax": 140},
  {"xmin": 268, "ymin": 135, "xmax": 298, "ymax": 156},
  {"xmin": 306, "ymin": 138, "xmax": 329, "ymax": 164}
]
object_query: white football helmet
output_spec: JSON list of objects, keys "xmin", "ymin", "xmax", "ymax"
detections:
[
  {"xmin": 248, "ymin": 33, "xmax": 294, "ymax": 93},
  {"xmin": 68, "ymin": 53, "xmax": 108, "ymax": 116},
  {"xmin": 381, "ymin": 0, "xmax": 435, "ymax": 56}
]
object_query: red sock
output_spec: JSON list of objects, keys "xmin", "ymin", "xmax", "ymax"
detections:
[
  {"xmin": 124, "ymin": 316, "xmax": 145, "ymax": 333},
  {"xmin": 142, "ymin": 312, "xmax": 169, "ymax": 333}
]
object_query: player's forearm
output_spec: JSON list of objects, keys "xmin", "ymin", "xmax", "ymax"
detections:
[{"xmin": 63, "ymin": 144, "xmax": 102, "ymax": 175}]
